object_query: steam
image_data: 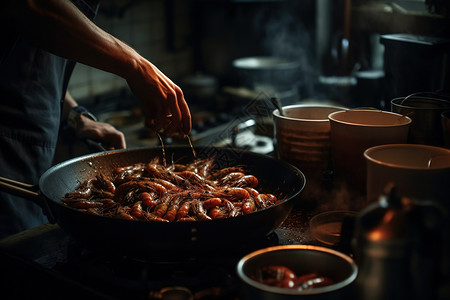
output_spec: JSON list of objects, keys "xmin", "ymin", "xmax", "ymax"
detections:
[
  {"xmin": 253, "ymin": 5, "xmax": 317, "ymax": 99},
  {"xmin": 261, "ymin": 10, "xmax": 311, "ymax": 62}
]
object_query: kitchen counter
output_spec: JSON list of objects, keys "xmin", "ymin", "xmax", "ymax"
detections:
[
  {"xmin": 0, "ymin": 186, "xmax": 362, "ymax": 300},
  {"xmin": 0, "ymin": 215, "xmax": 315, "ymax": 300}
]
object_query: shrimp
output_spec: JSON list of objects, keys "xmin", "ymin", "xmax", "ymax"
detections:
[
  {"xmin": 177, "ymin": 216, "xmax": 196, "ymax": 222},
  {"xmin": 117, "ymin": 212, "xmax": 135, "ymax": 221},
  {"xmin": 208, "ymin": 205, "xmax": 234, "ymax": 220},
  {"xmin": 63, "ymin": 199, "xmax": 104, "ymax": 209},
  {"xmin": 191, "ymin": 200, "xmax": 212, "ymax": 221},
  {"xmin": 138, "ymin": 181, "xmax": 167, "ymax": 195},
  {"xmin": 209, "ymin": 166, "xmax": 246, "ymax": 180},
  {"xmin": 245, "ymin": 187, "xmax": 260, "ymax": 198},
  {"xmin": 114, "ymin": 163, "xmax": 146, "ymax": 175},
  {"xmin": 241, "ymin": 198, "xmax": 257, "ymax": 214},
  {"xmin": 114, "ymin": 180, "xmax": 164, "ymax": 203},
  {"xmin": 139, "ymin": 192, "xmax": 158, "ymax": 209},
  {"xmin": 186, "ymin": 157, "xmax": 215, "ymax": 178},
  {"xmin": 224, "ymin": 199, "xmax": 240, "ymax": 218},
  {"xmin": 233, "ymin": 175, "xmax": 258, "ymax": 188},
  {"xmin": 176, "ymin": 200, "xmax": 192, "ymax": 220},
  {"xmin": 152, "ymin": 194, "xmax": 172, "ymax": 217},
  {"xmin": 256, "ymin": 194, "xmax": 278, "ymax": 208},
  {"xmin": 124, "ymin": 188, "xmax": 140, "ymax": 204},
  {"xmin": 163, "ymin": 194, "xmax": 184, "ymax": 222},
  {"xmin": 177, "ymin": 170, "xmax": 216, "ymax": 190},
  {"xmin": 202, "ymin": 197, "xmax": 223, "ymax": 210},
  {"xmin": 114, "ymin": 180, "xmax": 139, "ymax": 203},
  {"xmin": 130, "ymin": 201, "xmax": 144, "ymax": 219},
  {"xmin": 98, "ymin": 198, "xmax": 116, "ymax": 210},
  {"xmin": 143, "ymin": 211, "xmax": 169, "ymax": 222},
  {"xmin": 95, "ymin": 173, "xmax": 116, "ymax": 193},
  {"xmin": 208, "ymin": 207, "xmax": 221, "ymax": 219},
  {"xmin": 64, "ymin": 179, "xmax": 95, "ymax": 199},
  {"xmin": 213, "ymin": 187, "xmax": 250, "ymax": 201},
  {"xmin": 146, "ymin": 161, "xmax": 186, "ymax": 185},
  {"xmin": 216, "ymin": 172, "xmax": 245, "ymax": 186},
  {"xmin": 116, "ymin": 206, "xmax": 135, "ymax": 220},
  {"xmin": 148, "ymin": 178, "xmax": 181, "ymax": 191},
  {"xmin": 91, "ymin": 189, "xmax": 115, "ymax": 199},
  {"xmin": 113, "ymin": 163, "xmax": 146, "ymax": 184},
  {"xmin": 63, "ymin": 156, "xmax": 280, "ymax": 222},
  {"xmin": 167, "ymin": 163, "xmax": 187, "ymax": 172}
]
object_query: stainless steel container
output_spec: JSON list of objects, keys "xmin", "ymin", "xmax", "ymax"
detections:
[
  {"xmin": 237, "ymin": 245, "xmax": 358, "ymax": 299},
  {"xmin": 391, "ymin": 95, "xmax": 450, "ymax": 147},
  {"xmin": 354, "ymin": 186, "xmax": 448, "ymax": 300}
]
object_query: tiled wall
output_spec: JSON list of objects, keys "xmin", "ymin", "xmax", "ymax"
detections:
[{"xmin": 69, "ymin": 0, "xmax": 194, "ymax": 104}]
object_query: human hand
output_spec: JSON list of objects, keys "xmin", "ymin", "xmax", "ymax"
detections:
[
  {"xmin": 74, "ymin": 116, "xmax": 126, "ymax": 150},
  {"xmin": 126, "ymin": 59, "xmax": 191, "ymax": 137}
]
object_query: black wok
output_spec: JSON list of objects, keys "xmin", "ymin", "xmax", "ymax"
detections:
[{"xmin": 0, "ymin": 146, "xmax": 305, "ymax": 256}]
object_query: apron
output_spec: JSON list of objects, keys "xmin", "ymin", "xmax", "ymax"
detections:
[{"xmin": 0, "ymin": 0, "xmax": 99, "ymax": 238}]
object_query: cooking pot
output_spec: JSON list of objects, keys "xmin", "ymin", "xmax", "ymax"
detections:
[
  {"xmin": 237, "ymin": 245, "xmax": 358, "ymax": 299},
  {"xmin": 0, "ymin": 146, "xmax": 305, "ymax": 256},
  {"xmin": 232, "ymin": 56, "xmax": 302, "ymax": 89},
  {"xmin": 391, "ymin": 94, "xmax": 450, "ymax": 147}
]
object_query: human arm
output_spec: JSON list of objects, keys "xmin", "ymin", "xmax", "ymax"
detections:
[
  {"xmin": 63, "ymin": 91, "xmax": 126, "ymax": 150},
  {"xmin": 2, "ymin": 0, "xmax": 191, "ymax": 136}
]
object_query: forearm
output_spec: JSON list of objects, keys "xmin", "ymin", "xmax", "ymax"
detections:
[
  {"xmin": 2, "ymin": 0, "xmax": 191, "ymax": 136},
  {"xmin": 4, "ymin": 0, "xmax": 141, "ymax": 80}
]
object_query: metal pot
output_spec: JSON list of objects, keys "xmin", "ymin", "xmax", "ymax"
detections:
[
  {"xmin": 354, "ymin": 185, "xmax": 447, "ymax": 300},
  {"xmin": 237, "ymin": 245, "xmax": 358, "ymax": 299},
  {"xmin": 0, "ymin": 146, "xmax": 305, "ymax": 256},
  {"xmin": 232, "ymin": 56, "xmax": 302, "ymax": 89},
  {"xmin": 391, "ymin": 93, "xmax": 450, "ymax": 147}
]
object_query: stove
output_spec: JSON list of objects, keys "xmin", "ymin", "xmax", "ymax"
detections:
[
  {"xmin": 0, "ymin": 209, "xmax": 317, "ymax": 300},
  {"xmin": 38, "ymin": 90, "xmax": 344, "ymax": 299}
]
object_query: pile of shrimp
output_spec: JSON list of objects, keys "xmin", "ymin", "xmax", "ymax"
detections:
[{"xmin": 61, "ymin": 156, "xmax": 278, "ymax": 222}]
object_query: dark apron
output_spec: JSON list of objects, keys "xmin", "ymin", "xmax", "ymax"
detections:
[{"xmin": 0, "ymin": 0, "xmax": 98, "ymax": 238}]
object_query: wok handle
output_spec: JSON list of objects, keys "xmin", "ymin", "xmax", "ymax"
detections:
[
  {"xmin": 0, "ymin": 176, "xmax": 56, "ymax": 224},
  {"xmin": 85, "ymin": 138, "xmax": 107, "ymax": 153},
  {"xmin": 0, "ymin": 176, "xmax": 39, "ymax": 197}
]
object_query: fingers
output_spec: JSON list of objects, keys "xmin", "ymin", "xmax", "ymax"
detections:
[
  {"xmin": 178, "ymin": 93, "xmax": 192, "ymax": 135},
  {"xmin": 104, "ymin": 130, "xmax": 126, "ymax": 149},
  {"xmin": 146, "ymin": 84, "xmax": 191, "ymax": 137},
  {"xmin": 76, "ymin": 118, "xmax": 126, "ymax": 150},
  {"xmin": 127, "ymin": 60, "xmax": 191, "ymax": 137},
  {"xmin": 163, "ymin": 86, "xmax": 188, "ymax": 136}
]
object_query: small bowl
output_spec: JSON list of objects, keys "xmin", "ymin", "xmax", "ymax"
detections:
[
  {"xmin": 309, "ymin": 210, "xmax": 358, "ymax": 246},
  {"xmin": 237, "ymin": 245, "xmax": 358, "ymax": 299}
]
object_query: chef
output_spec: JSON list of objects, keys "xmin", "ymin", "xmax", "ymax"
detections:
[{"xmin": 0, "ymin": 0, "xmax": 191, "ymax": 238}]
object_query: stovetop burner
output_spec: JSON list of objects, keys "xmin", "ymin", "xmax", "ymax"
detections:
[
  {"xmin": 0, "ymin": 224, "xmax": 285, "ymax": 300},
  {"xmin": 65, "ymin": 231, "xmax": 279, "ymax": 293},
  {"xmin": 67, "ymin": 244, "xmax": 243, "ymax": 299}
]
